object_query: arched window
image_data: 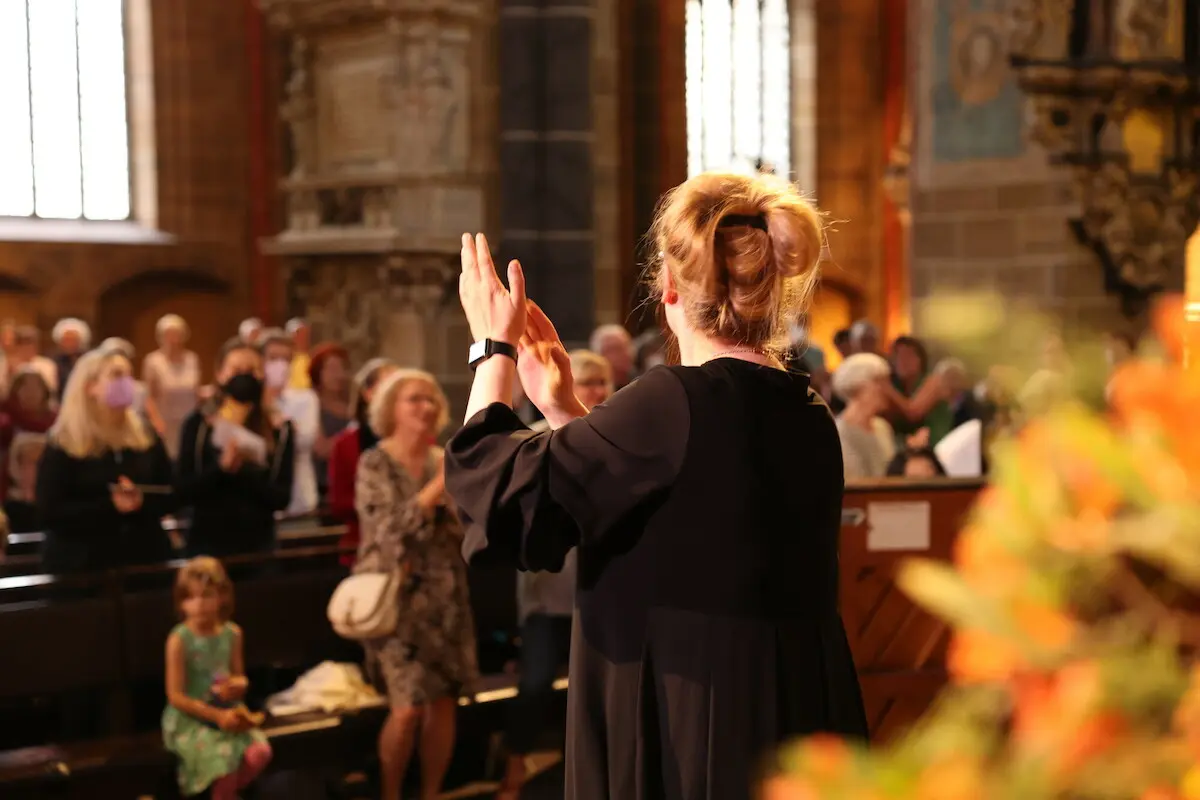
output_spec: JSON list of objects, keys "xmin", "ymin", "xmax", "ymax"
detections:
[
  {"xmin": 0, "ymin": 0, "xmax": 131, "ymax": 220},
  {"xmin": 685, "ymin": 0, "xmax": 816, "ymax": 191}
]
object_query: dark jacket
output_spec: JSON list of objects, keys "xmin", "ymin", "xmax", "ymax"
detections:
[
  {"xmin": 36, "ymin": 434, "xmax": 176, "ymax": 573},
  {"xmin": 176, "ymin": 410, "xmax": 294, "ymax": 558}
]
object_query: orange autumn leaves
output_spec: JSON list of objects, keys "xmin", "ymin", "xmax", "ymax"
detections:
[{"xmin": 771, "ymin": 295, "xmax": 1200, "ymax": 799}]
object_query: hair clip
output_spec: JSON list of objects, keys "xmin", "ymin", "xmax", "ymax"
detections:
[{"xmin": 717, "ymin": 214, "xmax": 768, "ymax": 232}]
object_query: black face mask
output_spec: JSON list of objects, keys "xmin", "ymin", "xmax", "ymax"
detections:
[{"xmin": 223, "ymin": 373, "xmax": 263, "ymax": 404}]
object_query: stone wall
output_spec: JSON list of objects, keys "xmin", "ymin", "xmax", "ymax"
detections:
[
  {"xmin": 0, "ymin": 0, "xmax": 256, "ymax": 374},
  {"xmin": 908, "ymin": 0, "xmax": 1122, "ymax": 336}
]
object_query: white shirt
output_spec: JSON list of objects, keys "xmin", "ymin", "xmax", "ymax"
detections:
[{"xmin": 278, "ymin": 387, "xmax": 320, "ymax": 514}]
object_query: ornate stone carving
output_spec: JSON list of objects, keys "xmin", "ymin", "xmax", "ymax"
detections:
[
  {"xmin": 1008, "ymin": 1, "xmax": 1199, "ymax": 314},
  {"xmin": 259, "ymin": 0, "xmax": 494, "ymax": 376},
  {"xmin": 1115, "ymin": 0, "xmax": 1175, "ymax": 60},
  {"xmin": 281, "ymin": 37, "xmax": 316, "ymax": 179},
  {"xmin": 1007, "ymin": 0, "xmax": 1073, "ymax": 60},
  {"xmin": 1066, "ymin": 160, "xmax": 1198, "ymax": 305},
  {"xmin": 381, "ymin": 25, "xmax": 470, "ymax": 176}
]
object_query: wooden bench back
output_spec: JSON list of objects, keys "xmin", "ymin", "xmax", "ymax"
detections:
[
  {"xmin": 840, "ymin": 478, "xmax": 982, "ymax": 742},
  {"xmin": 0, "ymin": 597, "xmax": 123, "ymax": 698}
]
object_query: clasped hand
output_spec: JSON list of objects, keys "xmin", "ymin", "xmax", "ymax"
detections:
[
  {"xmin": 458, "ymin": 233, "xmax": 578, "ymax": 416},
  {"xmin": 110, "ymin": 476, "xmax": 143, "ymax": 514},
  {"xmin": 212, "ymin": 675, "xmax": 249, "ymax": 704}
]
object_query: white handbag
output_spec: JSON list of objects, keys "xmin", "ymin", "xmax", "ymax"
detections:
[{"xmin": 327, "ymin": 552, "xmax": 405, "ymax": 641}]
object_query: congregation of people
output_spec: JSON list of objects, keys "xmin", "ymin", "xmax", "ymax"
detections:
[{"xmin": 0, "ymin": 290, "xmax": 1131, "ymax": 799}]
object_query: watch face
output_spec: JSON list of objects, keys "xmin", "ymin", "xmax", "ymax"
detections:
[{"xmin": 468, "ymin": 340, "xmax": 487, "ymax": 364}]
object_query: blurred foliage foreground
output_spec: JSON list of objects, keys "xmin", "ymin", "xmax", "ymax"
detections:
[{"xmin": 767, "ymin": 295, "xmax": 1200, "ymax": 800}]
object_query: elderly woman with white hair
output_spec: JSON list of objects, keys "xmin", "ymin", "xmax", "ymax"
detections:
[
  {"xmin": 52, "ymin": 317, "xmax": 91, "ymax": 392},
  {"xmin": 354, "ymin": 369, "xmax": 477, "ymax": 800},
  {"xmin": 831, "ymin": 353, "xmax": 896, "ymax": 480},
  {"xmin": 142, "ymin": 314, "xmax": 200, "ymax": 459}
]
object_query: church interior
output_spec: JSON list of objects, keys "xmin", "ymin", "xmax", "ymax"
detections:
[{"xmin": 1, "ymin": 0, "xmax": 1199, "ymax": 798}]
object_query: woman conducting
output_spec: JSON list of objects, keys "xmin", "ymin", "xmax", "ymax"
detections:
[{"xmin": 445, "ymin": 171, "xmax": 867, "ymax": 800}]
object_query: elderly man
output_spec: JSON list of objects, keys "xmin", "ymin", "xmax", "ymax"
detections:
[
  {"xmin": 238, "ymin": 317, "xmax": 264, "ymax": 345},
  {"xmin": 848, "ymin": 319, "xmax": 880, "ymax": 355},
  {"xmin": 588, "ymin": 323, "xmax": 635, "ymax": 389}
]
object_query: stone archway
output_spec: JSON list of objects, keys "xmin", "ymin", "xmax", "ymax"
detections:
[{"xmin": 96, "ymin": 271, "xmax": 234, "ymax": 381}]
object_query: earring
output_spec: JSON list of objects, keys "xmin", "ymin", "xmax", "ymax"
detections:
[{"xmin": 664, "ymin": 289, "xmax": 678, "ymax": 304}]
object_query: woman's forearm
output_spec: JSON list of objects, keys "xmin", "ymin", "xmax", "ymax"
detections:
[{"xmin": 464, "ymin": 353, "xmax": 516, "ymax": 422}]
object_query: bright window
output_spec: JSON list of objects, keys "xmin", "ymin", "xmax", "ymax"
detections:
[
  {"xmin": 685, "ymin": 0, "xmax": 800, "ymax": 180},
  {"xmin": 0, "ymin": 0, "xmax": 131, "ymax": 220}
]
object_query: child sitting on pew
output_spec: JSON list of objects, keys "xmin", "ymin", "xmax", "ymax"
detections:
[{"xmin": 163, "ymin": 557, "xmax": 272, "ymax": 799}]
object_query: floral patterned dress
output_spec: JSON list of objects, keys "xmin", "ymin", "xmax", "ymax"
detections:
[
  {"xmin": 354, "ymin": 447, "xmax": 478, "ymax": 706},
  {"xmin": 161, "ymin": 622, "xmax": 267, "ymax": 795}
]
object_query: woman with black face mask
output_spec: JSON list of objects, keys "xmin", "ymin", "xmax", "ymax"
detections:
[{"xmin": 175, "ymin": 338, "xmax": 295, "ymax": 558}]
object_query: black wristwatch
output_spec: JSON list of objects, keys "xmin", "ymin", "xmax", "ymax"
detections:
[{"xmin": 468, "ymin": 339, "xmax": 518, "ymax": 371}]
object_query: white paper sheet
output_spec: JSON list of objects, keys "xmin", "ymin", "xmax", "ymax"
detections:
[
  {"xmin": 866, "ymin": 501, "xmax": 931, "ymax": 552},
  {"xmin": 210, "ymin": 418, "xmax": 268, "ymax": 466}
]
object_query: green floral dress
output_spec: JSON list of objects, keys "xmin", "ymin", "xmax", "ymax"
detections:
[{"xmin": 162, "ymin": 622, "xmax": 266, "ymax": 796}]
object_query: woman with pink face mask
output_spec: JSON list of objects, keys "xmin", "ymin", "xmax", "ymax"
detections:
[
  {"xmin": 258, "ymin": 328, "xmax": 320, "ymax": 515},
  {"xmin": 37, "ymin": 348, "xmax": 176, "ymax": 573}
]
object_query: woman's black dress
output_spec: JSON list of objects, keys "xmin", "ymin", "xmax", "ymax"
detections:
[
  {"xmin": 37, "ymin": 435, "xmax": 176, "ymax": 573},
  {"xmin": 446, "ymin": 359, "xmax": 867, "ymax": 800},
  {"xmin": 175, "ymin": 411, "xmax": 295, "ymax": 557}
]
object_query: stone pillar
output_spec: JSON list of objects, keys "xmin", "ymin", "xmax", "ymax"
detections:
[
  {"xmin": 498, "ymin": 0, "xmax": 596, "ymax": 344},
  {"xmin": 259, "ymin": 0, "xmax": 497, "ymax": 413}
]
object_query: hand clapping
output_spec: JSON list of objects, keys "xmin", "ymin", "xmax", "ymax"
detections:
[
  {"xmin": 518, "ymin": 301, "xmax": 576, "ymax": 416},
  {"xmin": 458, "ymin": 233, "xmax": 527, "ymax": 346}
]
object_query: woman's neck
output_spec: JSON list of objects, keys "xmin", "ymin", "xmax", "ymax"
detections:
[
  {"xmin": 320, "ymin": 390, "xmax": 349, "ymax": 415},
  {"xmin": 840, "ymin": 401, "xmax": 876, "ymax": 428},
  {"xmin": 384, "ymin": 433, "xmax": 427, "ymax": 463},
  {"xmin": 676, "ymin": 333, "xmax": 776, "ymax": 368},
  {"xmin": 163, "ymin": 345, "xmax": 184, "ymax": 362}
]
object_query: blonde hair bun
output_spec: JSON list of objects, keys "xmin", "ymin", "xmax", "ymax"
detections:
[{"xmin": 650, "ymin": 171, "xmax": 824, "ymax": 353}]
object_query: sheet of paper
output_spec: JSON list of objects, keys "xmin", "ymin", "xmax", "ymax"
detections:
[
  {"xmin": 211, "ymin": 419, "xmax": 268, "ymax": 465},
  {"xmin": 866, "ymin": 501, "xmax": 931, "ymax": 552}
]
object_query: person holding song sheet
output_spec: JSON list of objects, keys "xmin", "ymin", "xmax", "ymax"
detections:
[{"xmin": 177, "ymin": 338, "xmax": 294, "ymax": 558}]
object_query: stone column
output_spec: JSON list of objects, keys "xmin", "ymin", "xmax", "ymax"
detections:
[{"xmin": 498, "ymin": 0, "xmax": 596, "ymax": 344}]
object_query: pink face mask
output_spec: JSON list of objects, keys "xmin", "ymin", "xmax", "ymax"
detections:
[
  {"xmin": 264, "ymin": 359, "xmax": 290, "ymax": 390},
  {"xmin": 104, "ymin": 376, "xmax": 136, "ymax": 409}
]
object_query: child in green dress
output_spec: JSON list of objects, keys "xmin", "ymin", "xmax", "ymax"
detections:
[{"xmin": 162, "ymin": 557, "xmax": 272, "ymax": 798}]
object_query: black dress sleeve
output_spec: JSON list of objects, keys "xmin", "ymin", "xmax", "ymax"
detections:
[
  {"xmin": 445, "ymin": 366, "xmax": 689, "ymax": 571},
  {"xmin": 174, "ymin": 411, "xmax": 225, "ymax": 506},
  {"xmin": 36, "ymin": 444, "xmax": 120, "ymax": 528}
]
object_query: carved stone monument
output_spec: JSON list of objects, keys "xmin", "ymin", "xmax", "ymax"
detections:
[{"xmin": 259, "ymin": 0, "xmax": 494, "ymax": 407}]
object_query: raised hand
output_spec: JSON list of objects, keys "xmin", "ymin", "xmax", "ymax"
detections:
[
  {"xmin": 519, "ymin": 301, "xmax": 588, "ymax": 428},
  {"xmin": 459, "ymin": 233, "xmax": 527, "ymax": 346}
]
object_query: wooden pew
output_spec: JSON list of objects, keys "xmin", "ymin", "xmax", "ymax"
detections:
[
  {"xmin": 1, "ymin": 515, "xmax": 344, "ymax": 577},
  {"xmin": 840, "ymin": 477, "xmax": 983, "ymax": 742}
]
